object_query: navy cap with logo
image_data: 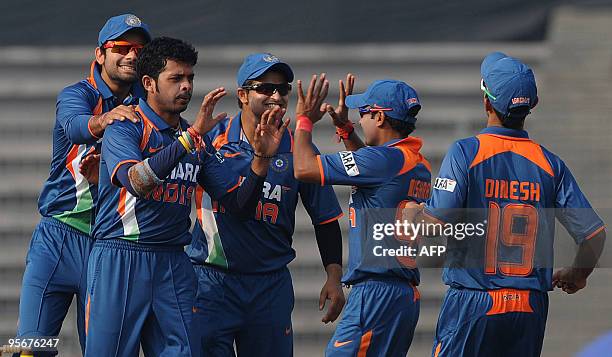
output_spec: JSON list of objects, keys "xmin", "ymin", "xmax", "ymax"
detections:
[
  {"xmin": 236, "ymin": 53, "xmax": 294, "ymax": 87},
  {"xmin": 345, "ymin": 80, "xmax": 421, "ymax": 123},
  {"xmin": 480, "ymin": 51, "xmax": 538, "ymax": 117},
  {"xmin": 98, "ymin": 14, "xmax": 151, "ymax": 47}
]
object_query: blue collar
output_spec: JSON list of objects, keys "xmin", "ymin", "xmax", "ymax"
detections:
[
  {"xmin": 137, "ymin": 98, "xmax": 188, "ymax": 131},
  {"xmin": 91, "ymin": 62, "xmax": 145, "ymax": 104},
  {"xmin": 480, "ymin": 126, "xmax": 529, "ymax": 139},
  {"xmin": 227, "ymin": 111, "xmax": 293, "ymax": 152},
  {"xmin": 92, "ymin": 63, "xmax": 114, "ymax": 100}
]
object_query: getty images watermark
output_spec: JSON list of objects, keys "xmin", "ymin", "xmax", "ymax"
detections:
[
  {"xmin": 359, "ymin": 207, "xmax": 611, "ymax": 269},
  {"xmin": 370, "ymin": 220, "xmax": 487, "ymax": 258}
]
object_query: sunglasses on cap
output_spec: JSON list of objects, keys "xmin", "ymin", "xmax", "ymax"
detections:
[
  {"xmin": 103, "ymin": 40, "xmax": 144, "ymax": 56},
  {"xmin": 242, "ymin": 82, "xmax": 292, "ymax": 96},
  {"xmin": 480, "ymin": 79, "xmax": 497, "ymax": 100},
  {"xmin": 358, "ymin": 106, "xmax": 393, "ymax": 114}
]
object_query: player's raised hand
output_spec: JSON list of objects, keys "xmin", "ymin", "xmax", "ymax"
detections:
[
  {"xmin": 252, "ymin": 107, "xmax": 290, "ymax": 157},
  {"xmin": 296, "ymin": 73, "xmax": 330, "ymax": 124},
  {"xmin": 326, "ymin": 73, "xmax": 355, "ymax": 128},
  {"xmin": 552, "ymin": 267, "xmax": 588, "ymax": 294},
  {"xmin": 192, "ymin": 87, "xmax": 228, "ymax": 135},
  {"xmin": 100, "ymin": 105, "xmax": 140, "ymax": 128}
]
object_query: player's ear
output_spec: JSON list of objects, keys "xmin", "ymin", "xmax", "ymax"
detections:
[
  {"xmin": 375, "ymin": 112, "xmax": 386, "ymax": 128},
  {"xmin": 95, "ymin": 47, "xmax": 105, "ymax": 66},
  {"xmin": 237, "ymin": 87, "xmax": 249, "ymax": 107},
  {"xmin": 142, "ymin": 75, "xmax": 156, "ymax": 95},
  {"xmin": 484, "ymin": 96, "xmax": 494, "ymax": 115}
]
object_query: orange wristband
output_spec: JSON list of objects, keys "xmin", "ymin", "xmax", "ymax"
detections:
[
  {"xmin": 296, "ymin": 115, "xmax": 313, "ymax": 132},
  {"xmin": 336, "ymin": 121, "xmax": 354, "ymax": 140}
]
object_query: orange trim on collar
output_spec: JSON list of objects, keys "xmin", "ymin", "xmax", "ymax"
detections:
[
  {"xmin": 470, "ymin": 134, "xmax": 554, "ymax": 176},
  {"xmin": 213, "ymin": 116, "xmax": 235, "ymax": 150},
  {"xmin": 87, "ymin": 61, "xmax": 98, "ymax": 89},
  {"xmin": 389, "ymin": 137, "xmax": 431, "ymax": 175}
]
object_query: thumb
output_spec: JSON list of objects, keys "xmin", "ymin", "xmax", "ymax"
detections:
[
  {"xmin": 327, "ymin": 106, "xmax": 341, "ymax": 122},
  {"xmin": 319, "ymin": 289, "xmax": 327, "ymax": 311},
  {"xmin": 213, "ymin": 112, "xmax": 228, "ymax": 123},
  {"xmin": 280, "ymin": 118, "xmax": 291, "ymax": 133}
]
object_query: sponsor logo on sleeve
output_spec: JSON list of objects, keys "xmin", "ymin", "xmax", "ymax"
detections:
[
  {"xmin": 339, "ymin": 151, "xmax": 360, "ymax": 176},
  {"xmin": 433, "ymin": 177, "xmax": 456, "ymax": 192},
  {"xmin": 215, "ymin": 151, "xmax": 225, "ymax": 163}
]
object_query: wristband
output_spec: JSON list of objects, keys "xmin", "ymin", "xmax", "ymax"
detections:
[
  {"xmin": 253, "ymin": 152, "xmax": 275, "ymax": 159},
  {"xmin": 335, "ymin": 121, "xmax": 354, "ymax": 140},
  {"xmin": 182, "ymin": 131, "xmax": 195, "ymax": 153},
  {"xmin": 177, "ymin": 135, "xmax": 191, "ymax": 152},
  {"xmin": 187, "ymin": 127, "xmax": 204, "ymax": 151},
  {"xmin": 296, "ymin": 115, "xmax": 313, "ymax": 132}
]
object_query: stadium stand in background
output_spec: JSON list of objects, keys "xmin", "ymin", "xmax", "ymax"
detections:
[{"xmin": 0, "ymin": 4, "xmax": 610, "ymax": 356}]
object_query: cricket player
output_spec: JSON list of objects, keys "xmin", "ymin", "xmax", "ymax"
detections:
[
  {"xmin": 15, "ymin": 14, "xmax": 150, "ymax": 356},
  {"xmin": 293, "ymin": 76, "xmax": 431, "ymax": 356},
  {"xmin": 406, "ymin": 52, "xmax": 606, "ymax": 356},
  {"xmin": 187, "ymin": 53, "xmax": 345, "ymax": 356},
  {"xmin": 84, "ymin": 38, "xmax": 287, "ymax": 356}
]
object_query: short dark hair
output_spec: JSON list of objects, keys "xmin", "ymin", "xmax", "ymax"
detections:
[
  {"xmin": 384, "ymin": 106, "xmax": 419, "ymax": 137},
  {"xmin": 137, "ymin": 37, "xmax": 198, "ymax": 81},
  {"xmin": 237, "ymin": 79, "xmax": 256, "ymax": 109},
  {"xmin": 494, "ymin": 106, "xmax": 529, "ymax": 130}
]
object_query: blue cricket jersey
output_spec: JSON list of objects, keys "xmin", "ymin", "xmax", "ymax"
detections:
[
  {"xmin": 426, "ymin": 126, "xmax": 605, "ymax": 291},
  {"xmin": 187, "ymin": 113, "xmax": 343, "ymax": 273},
  {"xmin": 93, "ymin": 99, "xmax": 240, "ymax": 246},
  {"xmin": 318, "ymin": 137, "xmax": 432, "ymax": 284},
  {"xmin": 38, "ymin": 61, "xmax": 143, "ymax": 234}
]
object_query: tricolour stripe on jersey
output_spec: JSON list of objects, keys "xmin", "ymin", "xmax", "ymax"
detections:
[
  {"xmin": 117, "ymin": 187, "xmax": 140, "ymax": 240},
  {"xmin": 196, "ymin": 186, "xmax": 228, "ymax": 268},
  {"xmin": 53, "ymin": 144, "xmax": 94, "ymax": 234}
]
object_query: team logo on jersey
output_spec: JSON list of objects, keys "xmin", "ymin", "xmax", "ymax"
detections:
[
  {"xmin": 125, "ymin": 15, "xmax": 142, "ymax": 27},
  {"xmin": 433, "ymin": 177, "xmax": 456, "ymax": 192},
  {"xmin": 263, "ymin": 54, "xmax": 279, "ymax": 63},
  {"xmin": 339, "ymin": 151, "xmax": 360, "ymax": 176},
  {"xmin": 270, "ymin": 154, "xmax": 289, "ymax": 173}
]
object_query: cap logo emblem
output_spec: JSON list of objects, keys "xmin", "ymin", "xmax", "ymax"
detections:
[
  {"xmin": 263, "ymin": 55, "xmax": 279, "ymax": 63},
  {"xmin": 125, "ymin": 15, "xmax": 142, "ymax": 27},
  {"xmin": 407, "ymin": 98, "xmax": 418, "ymax": 104},
  {"xmin": 512, "ymin": 97, "xmax": 530, "ymax": 104}
]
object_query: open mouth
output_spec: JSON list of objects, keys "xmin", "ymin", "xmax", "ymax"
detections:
[
  {"xmin": 118, "ymin": 64, "xmax": 136, "ymax": 72},
  {"xmin": 264, "ymin": 103, "xmax": 284, "ymax": 110}
]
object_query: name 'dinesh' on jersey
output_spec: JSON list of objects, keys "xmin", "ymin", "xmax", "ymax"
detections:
[
  {"xmin": 434, "ymin": 177, "xmax": 456, "ymax": 192},
  {"xmin": 340, "ymin": 151, "xmax": 360, "ymax": 177}
]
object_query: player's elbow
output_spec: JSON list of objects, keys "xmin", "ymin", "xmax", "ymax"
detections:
[
  {"xmin": 293, "ymin": 164, "xmax": 307, "ymax": 180},
  {"xmin": 294, "ymin": 165, "xmax": 320, "ymax": 184}
]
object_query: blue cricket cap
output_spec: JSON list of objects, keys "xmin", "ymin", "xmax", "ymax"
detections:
[
  {"xmin": 236, "ymin": 53, "xmax": 294, "ymax": 87},
  {"xmin": 98, "ymin": 14, "xmax": 151, "ymax": 46},
  {"xmin": 481, "ymin": 51, "xmax": 538, "ymax": 116},
  {"xmin": 345, "ymin": 80, "xmax": 421, "ymax": 123}
]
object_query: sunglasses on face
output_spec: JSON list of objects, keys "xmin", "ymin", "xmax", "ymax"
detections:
[
  {"xmin": 358, "ymin": 106, "xmax": 393, "ymax": 115},
  {"xmin": 103, "ymin": 41, "xmax": 144, "ymax": 56},
  {"xmin": 242, "ymin": 82, "xmax": 292, "ymax": 96}
]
